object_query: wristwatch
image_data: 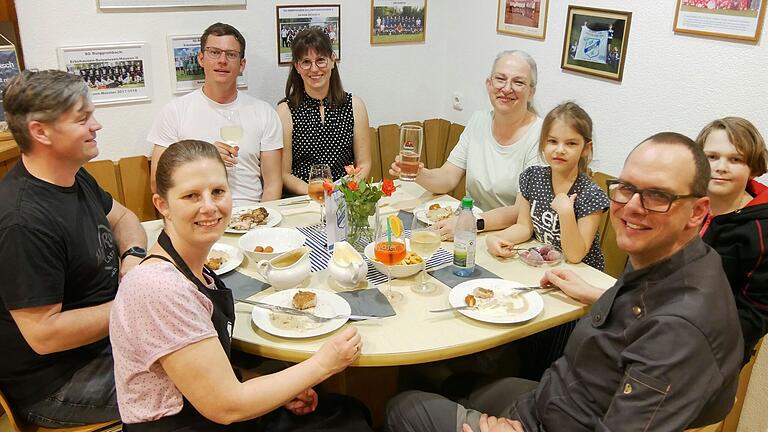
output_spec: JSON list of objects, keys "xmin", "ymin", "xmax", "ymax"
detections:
[
  {"xmin": 476, "ymin": 216, "xmax": 485, "ymax": 232},
  {"xmin": 121, "ymin": 246, "xmax": 147, "ymax": 261}
]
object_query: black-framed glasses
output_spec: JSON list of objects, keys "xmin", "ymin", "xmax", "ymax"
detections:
[
  {"xmin": 203, "ymin": 47, "xmax": 242, "ymax": 61},
  {"xmin": 606, "ymin": 179, "xmax": 702, "ymax": 213},
  {"xmin": 298, "ymin": 57, "xmax": 330, "ymax": 70}
]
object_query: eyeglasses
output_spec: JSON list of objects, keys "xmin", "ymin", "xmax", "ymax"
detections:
[
  {"xmin": 203, "ymin": 47, "xmax": 242, "ymax": 61},
  {"xmin": 298, "ymin": 57, "xmax": 330, "ymax": 70},
  {"xmin": 606, "ymin": 179, "xmax": 702, "ymax": 213},
  {"xmin": 490, "ymin": 76, "xmax": 529, "ymax": 91}
]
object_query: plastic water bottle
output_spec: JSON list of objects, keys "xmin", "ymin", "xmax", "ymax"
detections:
[{"xmin": 453, "ymin": 196, "xmax": 476, "ymax": 277}]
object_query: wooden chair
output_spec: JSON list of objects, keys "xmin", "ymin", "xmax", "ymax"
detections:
[
  {"xmin": 83, "ymin": 160, "xmax": 122, "ymax": 206},
  {"xmin": 422, "ymin": 118, "xmax": 451, "ymax": 170},
  {"xmin": 377, "ymin": 123, "xmax": 400, "ymax": 181},
  {"xmin": 590, "ymin": 171, "xmax": 629, "ymax": 278},
  {"xmin": 0, "ymin": 389, "xmax": 120, "ymax": 432},
  {"xmin": 117, "ymin": 156, "xmax": 156, "ymax": 222},
  {"xmin": 445, "ymin": 123, "xmax": 466, "ymax": 200},
  {"xmin": 368, "ymin": 126, "xmax": 382, "ymax": 182}
]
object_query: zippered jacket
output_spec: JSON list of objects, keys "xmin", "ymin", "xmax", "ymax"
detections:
[{"xmin": 701, "ymin": 178, "xmax": 768, "ymax": 364}]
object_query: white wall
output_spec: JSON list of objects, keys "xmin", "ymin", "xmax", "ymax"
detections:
[
  {"xmin": 15, "ymin": 0, "xmax": 449, "ymax": 160},
  {"xmin": 439, "ymin": 0, "xmax": 768, "ymax": 177}
]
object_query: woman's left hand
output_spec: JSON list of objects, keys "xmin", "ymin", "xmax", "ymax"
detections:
[
  {"xmin": 284, "ymin": 388, "xmax": 318, "ymax": 415},
  {"xmin": 550, "ymin": 193, "xmax": 576, "ymax": 216},
  {"xmin": 435, "ymin": 216, "xmax": 456, "ymax": 241}
]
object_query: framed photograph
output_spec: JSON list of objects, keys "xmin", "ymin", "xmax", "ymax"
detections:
[
  {"xmin": 167, "ymin": 34, "xmax": 247, "ymax": 94},
  {"xmin": 0, "ymin": 45, "xmax": 21, "ymax": 125},
  {"xmin": 276, "ymin": 5, "xmax": 341, "ymax": 66},
  {"xmin": 561, "ymin": 6, "xmax": 632, "ymax": 82},
  {"xmin": 673, "ymin": 0, "xmax": 766, "ymax": 42},
  {"xmin": 99, "ymin": 0, "xmax": 246, "ymax": 9},
  {"xmin": 370, "ymin": 0, "xmax": 427, "ymax": 44},
  {"xmin": 58, "ymin": 42, "xmax": 151, "ymax": 105},
  {"xmin": 496, "ymin": 0, "xmax": 549, "ymax": 39}
]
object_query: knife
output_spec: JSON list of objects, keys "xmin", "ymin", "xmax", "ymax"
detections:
[{"xmin": 236, "ymin": 298, "xmax": 383, "ymax": 321}]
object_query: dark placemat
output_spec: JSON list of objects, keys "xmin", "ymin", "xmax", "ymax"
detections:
[
  {"xmin": 397, "ymin": 210, "xmax": 415, "ymax": 228},
  {"xmin": 221, "ymin": 270, "xmax": 269, "ymax": 300},
  {"xmin": 428, "ymin": 265, "xmax": 502, "ymax": 288},
  {"xmin": 337, "ymin": 288, "xmax": 396, "ymax": 317}
]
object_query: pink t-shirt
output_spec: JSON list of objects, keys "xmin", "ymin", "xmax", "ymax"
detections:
[{"xmin": 110, "ymin": 262, "xmax": 218, "ymax": 424}]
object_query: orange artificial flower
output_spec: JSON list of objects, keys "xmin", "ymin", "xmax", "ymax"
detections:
[
  {"xmin": 322, "ymin": 179, "xmax": 334, "ymax": 195},
  {"xmin": 347, "ymin": 180, "xmax": 359, "ymax": 192},
  {"xmin": 382, "ymin": 179, "xmax": 396, "ymax": 196}
]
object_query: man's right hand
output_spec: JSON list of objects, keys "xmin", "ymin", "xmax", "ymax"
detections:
[
  {"xmin": 213, "ymin": 141, "xmax": 239, "ymax": 167},
  {"xmin": 541, "ymin": 269, "xmax": 602, "ymax": 305},
  {"xmin": 389, "ymin": 154, "xmax": 424, "ymax": 178},
  {"xmin": 311, "ymin": 326, "xmax": 361, "ymax": 377},
  {"xmin": 463, "ymin": 414, "xmax": 525, "ymax": 432}
]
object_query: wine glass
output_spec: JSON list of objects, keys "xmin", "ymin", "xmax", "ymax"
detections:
[
  {"xmin": 220, "ymin": 110, "xmax": 242, "ymax": 171},
  {"xmin": 374, "ymin": 217, "xmax": 406, "ymax": 304},
  {"xmin": 410, "ymin": 210, "xmax": 441, "ymax": 294},
  {"xmin": 308, "ymin": 163, "xmax": 332, "ymax": 225}
]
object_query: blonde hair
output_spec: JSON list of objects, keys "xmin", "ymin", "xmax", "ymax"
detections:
[
  {"xmin": 696, "ymin": 117, "xmax": 768, "ymax": 177},
  {"xmin": 538, "ymin": 102, "xmax": 593, "ymax": 173}
]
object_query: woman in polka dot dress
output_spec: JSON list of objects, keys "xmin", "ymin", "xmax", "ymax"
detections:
[
  {"xmin": 486, "ymin": 102, "xmax": 609, "ymax": 270},
  {"xmin": 278, "ymin": 27, "xmax": 372, "ymax": 196}
]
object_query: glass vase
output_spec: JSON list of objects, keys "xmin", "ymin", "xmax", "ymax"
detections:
[{"xmin": 346, "ymin": 200, "xmax": 380, "ymax": 253}]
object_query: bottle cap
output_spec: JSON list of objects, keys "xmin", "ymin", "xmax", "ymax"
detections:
[{"xmin": 461, "ymin": 196, "xmax": 474, "ymax": 209}]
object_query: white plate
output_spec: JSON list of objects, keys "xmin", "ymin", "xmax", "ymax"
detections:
[
  {"xmin": 207, "ymin": 243, "xmax": 243, "ymax": 275},
  {"xmin": 226, "ymin": 206, "xmax": 282, "ymax": 234},
  {"xmin": 448, "ymin": 278, "xmax": 544, "ymax": 324},
  {"xmin": 413, "ymin": 198, "xmax": 483, "ymax": 224},
  {"xmin": 251, "ymin": 289, "xmax": 351, "ymax": 339}
]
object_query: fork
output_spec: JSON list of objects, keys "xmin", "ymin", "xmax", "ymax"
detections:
[{"xmin": 237, "ymin": 298, "xmax": 382, "ymax": 322}]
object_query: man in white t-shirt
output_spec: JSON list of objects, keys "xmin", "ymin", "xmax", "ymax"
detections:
[{"xmin": 148, "ymin": 22, "xmax": 283, "ymax": 206}]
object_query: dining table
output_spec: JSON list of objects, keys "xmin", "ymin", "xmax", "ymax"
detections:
[{"xmin": 141, "ymin": 180, "xmax": 617, "ymax": 425}]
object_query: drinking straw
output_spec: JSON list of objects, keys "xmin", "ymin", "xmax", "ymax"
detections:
[{"xmin": 386, "ymin": 217, "xmax": 392, "ymax": 248}]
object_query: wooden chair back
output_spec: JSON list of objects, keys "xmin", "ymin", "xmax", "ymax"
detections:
[
  {"xmin": 423, "ymin": 118, "xmax": 450, "ymax": 169},
  {"xmin": 446, "ymin": 123, "xmax": 466, "ymax": 200},
  {"xmin": 368, "ymin": 127, "xmax": 382, "ymax": 182},
  {"xmin": 0, "ymin": 389, "xmax": 121, "ymax": 432},
  {"xmin": 377, "ymin": 123, "xmax": 401, "ymax": 180},
  {"xmin": 118, "ymin": 156, "xmax": 156, "ymax": 222},
  {"xmin": 83, "ymin": 160, "xmax": 122, "ymax": 206},
  {"xmin": 590, "ymin": 171, "xmax": 629, "ymax": 278}
]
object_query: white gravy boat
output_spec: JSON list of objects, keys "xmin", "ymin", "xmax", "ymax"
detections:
[{"xmin": 255, "ymin": 246, "xmax": 311, "ymax": 289}]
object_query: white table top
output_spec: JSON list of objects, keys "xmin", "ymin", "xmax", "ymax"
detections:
[{"xmin": 143, "ymin": 182, "xmax": 616, "ymax": 367}]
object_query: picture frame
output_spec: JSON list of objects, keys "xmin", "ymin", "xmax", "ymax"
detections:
[
  {"xmin": 58, "ymin": 42, "xmax": 151, "ymax": 106},
  {"xmin": 561, "ymin": 6, "xmax": 632, "ymax": 82},
  {"xmin": 673, "ymin": 0, "xmax": 766, "ymax": 42},
  {"xmin": 276, "ymin": 5, "xmax": 341, "ymax": 66},
  {"xmin": 496, "ymin": 0, "xmax": 549, "ymax": 39},
  {"xmin": 98, "ymin": 0, "xmax": 245, "ymax": 9},
  {"xmin": 167, "ymin": 34, "xmax": 247, "ymax": 94},
  {"xmin": 370, "ymin": 0, "xmax": 427, "ymax": 45},
  {"xmin": 0, "ymin": 44, "xmax": 21, "ymax": 125}
]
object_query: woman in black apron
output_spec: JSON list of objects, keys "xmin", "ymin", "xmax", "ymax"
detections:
[{"xmin": 110, "ymin": 140, "xmax": 372, "ymax": 431}]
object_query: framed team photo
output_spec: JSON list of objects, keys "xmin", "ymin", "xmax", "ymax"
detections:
[
  {"xmin": 673, "ymin": 0, "xmax": 766, "ymax": 42},
  {"xmin": 561, "ymin": 6, "xmax": 632, "ymax": 82},
  {"xmin": 370, "ymin": 0, "xmax": 427, "ymax": 45},
  {"xmin": 99, "ymin": 0, "xmax": 246, "ymax": 9},
  {"xmin": 277, "ymin": 5, "xmax": 341, "ymax": 66},
  {"xmin": 167, "ymin": 34, "xmax": 247, "ymax": 94},
  {"xmin": 496, "ymin": 0, "xmax": 549, "ymax": 39},
  {"xmin": 57, "ymin": 42, "xmax": 151, "ymax": 105}
]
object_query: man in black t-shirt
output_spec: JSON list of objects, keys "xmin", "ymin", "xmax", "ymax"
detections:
[{"xmin": 0, "ymin": 70, "xmax": 147, "ymax": 427}]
